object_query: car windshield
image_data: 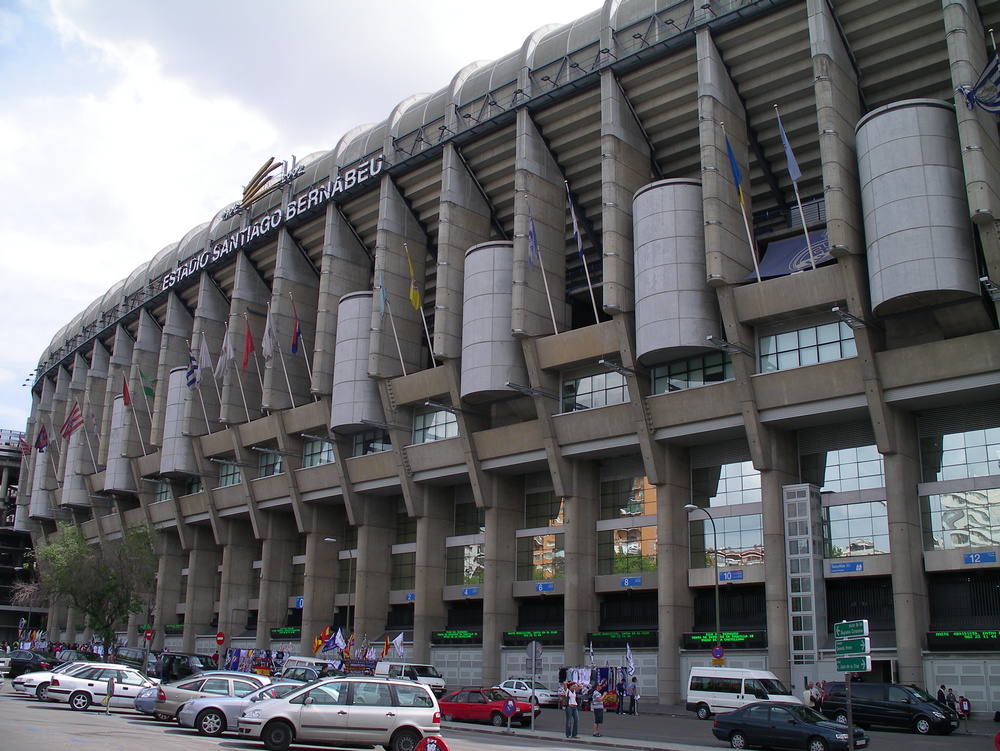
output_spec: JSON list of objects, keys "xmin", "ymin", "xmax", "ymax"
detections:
[
  {"xmin": 527, "ymin": 681, "xmax": 550, "ymax": 690},
  {"xmin": 412, "ymin": 665, "xmax": 441, "ymax": 678},
  {"xmin": 905, "ymin": 686, "xmax": 935, "ymax": 702},
  {"xmin": 759, "ymin": 679, "xmax": 792, "ymax": 695},
  {"xmin": 482, "ymin": 689, "xmax": 511, "ymax": 702},
  {"xmin": 784, "ymin": 705, "xmax": 828, "ymax": 723}
]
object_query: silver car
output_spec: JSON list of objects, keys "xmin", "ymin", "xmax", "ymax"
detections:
[
  {"xmin": 177, "ymin": 681, "xmax": 298, "ymax": 736},
  {"xmin": 238, "ymin": 676, "xmax": 440, "ymax": 751},
  {"xmin": 495, "ymin": 679, "xmax": 560, "ymax": 708},
  {"xmin": 154, "ymin": 670, "xmax": 271, "ymax": 721}
]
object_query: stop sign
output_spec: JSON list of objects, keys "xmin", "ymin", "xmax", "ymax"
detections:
[
  {"xmin": 144, "ymin": 628, "xmax": 154, "ymax": 641},
  {"xmin": 216, "ymin": 631, "xmax": 225, "ymax": 645}
]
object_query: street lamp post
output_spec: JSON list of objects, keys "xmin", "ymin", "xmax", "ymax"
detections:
[{"xmin": 684, "ymin": 504, "xmax": 722, "ymax": 659}]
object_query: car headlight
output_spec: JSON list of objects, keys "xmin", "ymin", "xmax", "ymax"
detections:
[
  {"xmin": 244, "ymin": 708, "xmax": 262, "ymax": 719},
  {"xmin": 932, "ymin": 711, "xmax": 945, "ymax": 719},
  {"xmin": 834, "ymin": 733, "xmax": 848, "ymax": 741}
]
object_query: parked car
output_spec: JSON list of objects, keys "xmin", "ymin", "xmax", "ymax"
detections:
[
  {"xmin": 237, "ymin": 676, "xmax": 439, "ymax": 751},
  {"xmin": 134, "ymin": 685, "xmax": 158, "ymax": 715},
  {"xmin": 158, "ymin": 651, "xmax": 217, "ymax": 682},
  {"xmin": 712, "ymin": 701, "xmax": 870, "ymax": 751},
  {"xmin": 154, "ymin": 670, "xmax": 271, "ymax": 721},
  {"xmin": 494, "ymin": 678, "xmax": 560, "ymax": 707},
  {"xmin": 439, "ymin": 686, "xmax": 540, "ymax": 726},
  {"xmin": 279, "ymin": 666, "xmax": 329, "ymax": 683},
  {"xmin": 113, "ymin": 646, "xmax": 158, "ymax": 676},
  {"xmin": 7, "ymin": 649, "xmax": 58, "ymax": 679},
  {"xmin": 0, "ymin": 652, "xmax": 11, "ymax": 675},
  {"xmin": 12, "ymin": 660, "xmax": 105, "ymax": 700},
  {"xmin": 55, "ymin": 649, "xmax": 102, "ymax": 664},
  {"xmin": 821, "ymin": 681, "xmax": 959, "ymax": 735},
  {"xmin": 48, "ymin": 664, "xmax": 155, "ymax": 710},
  {"xmin": 177, "ymin": 681, "xmax": 299, "ymax": 736}
]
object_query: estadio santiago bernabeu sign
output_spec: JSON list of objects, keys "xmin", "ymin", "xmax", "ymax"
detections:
[{"xmin": 158, "ymin": 154, "xmax": 384, "ymax": 293}]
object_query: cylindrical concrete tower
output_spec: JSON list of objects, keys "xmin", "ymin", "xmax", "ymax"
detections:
[{"xmin": 331, "ymin": 292, "xmax": 384, "ymax": 431}]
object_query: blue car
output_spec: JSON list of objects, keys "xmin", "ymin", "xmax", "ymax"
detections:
[
  {"xmin": 134, "ymin": 685, "xmax": 158, "ymax": 715},
  {"xmin": 711, "ymin": 701, "xmax": 869, "ymax": 751}
]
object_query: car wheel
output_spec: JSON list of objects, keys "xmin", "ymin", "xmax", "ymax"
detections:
[
  {"xmin": 696, "ymin": 704, "xmax": 712, "ymax": 720},
  {"xmin": 441, "ymin": 714, "xmax": 453, "ymax": 722},
  {"xmin": 69, "ymin": 691, "xmax": 92, "ymax": 711},
  {"xmin": 491, "ymin": 712, "xmax": 505, "ymax": 726},
  {"xmin": 35, "ymin": 682, "xmax": 50, "ymax": 701},
  {"xmin": 729, "ymin": 730, "xmax": 748, "ymax": 749},
  {"xmin": 153, "ymin": 711, "xmax": 173, "ymax": 722},
  {"xmin": 196, "ymin": 708, "xmax": 226, "ymax": 737},
  {"xmin": 807, "ymin": 737, "xmax": 829, "ymax": 751},
  {"xmin": 833, "ymin": 710, "xmax": 849, "ymax": 725},
  {"xmin": 262, "ymin": 720, "xmax": 294, "ymax": 751},
  {"xmin": 390, "ymin": 728, "xmax": 421, "ymax": 751},
  {"xmin": 914, "ymin": 716, "xmax": 932, "ymax": 734}
]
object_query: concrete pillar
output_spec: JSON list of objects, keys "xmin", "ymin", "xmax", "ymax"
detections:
[
  {"xmin": 182, "ymin": 527, "xmax": 222, "ymax": 653},
  {"xmin": 256, "ymin": 512, "xmax": 298, "ymax": 648},
  {"xmin": 300, "ymin": 507, "xmax": 340, "ymax": 655},
  {"xmin": 481, "ymin": 474, "xmax": 521, "ymax": 686},
  {"xmin": 153, "ymin": 292, "xmax": 194, "ymax": 445},
  {"xmin": 354, "ymin": 498, "xmax": 396, "ymax": 643},
  {"xmin": 413, "ymin": 489, "xmax": 451, "ymax": 663},
  {"xmin": 563, "ymin": 462, "xmax": 600, "ymax": 666},
  {"xmin": 217, "ymin": 520, "xmax": 259, "ymax": 646},
  {"xmin": 883, "ymin": 409, "xmax": 928, "ymax": 684},
  {"xmin": 153, "ymin": 532, "xmax": 187, "ymax": 652},
  {"xmin": 220, "ymin": 253, "xmax": 270, "ymax": 423},
  {"xmin": 656, "ymin": 444, "xmax": 693, "ymax": 705}
]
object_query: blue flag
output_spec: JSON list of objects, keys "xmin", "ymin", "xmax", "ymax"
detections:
[
  {"xmin": 958, "ymin": 51, "xmax": 1000, "ymax": 113},
  {"xmin": 775, "ymin": 109, "xmax": 801, "ymax": 183},
  {"xmin": 724, "ymin": 133, "xmax": 745, "ymax": 206},
  {"xmin": 186, "ymin": 347, "xmax": 199, "ymax": 388}
]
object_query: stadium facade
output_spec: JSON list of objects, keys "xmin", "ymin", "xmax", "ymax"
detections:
[{"xmin": 18, "ymin": 0, "xmax": 1000, "ymax": 705}]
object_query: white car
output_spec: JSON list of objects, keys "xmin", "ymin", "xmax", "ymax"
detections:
[
  {"xmin": 238, "ymin": 676, "xmax": 440, "ymax": 751},
  {"xmin": 48, "ymin": 664, "xmax": 155, "ymax": 710},
  {"xmin": 13, "ymin": 661, "xmax": 103, "ymax": 700},
  {"xmin": 494, "ymin": 679, "xmax": 560, "ymax": 708}
]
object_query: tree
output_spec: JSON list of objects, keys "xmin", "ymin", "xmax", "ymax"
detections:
[{"xmin": 35, "ymin": 522, "xmax": 157, "ymax": 654}]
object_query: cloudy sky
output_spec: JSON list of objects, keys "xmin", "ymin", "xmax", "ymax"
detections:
[{"xmin": 0, "ymin": 0, "xmax": 596, "ymax": 434}]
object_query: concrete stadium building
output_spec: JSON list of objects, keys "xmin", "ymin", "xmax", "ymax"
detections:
[{"xmin": 18, "ymin": 0, "xmax": 1000, "ymax": 705}]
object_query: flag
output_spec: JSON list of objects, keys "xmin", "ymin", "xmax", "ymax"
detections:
[
  {"xmin": 345, "ymin": 631, "xmax": 355, "ymax": 660},
  {"xmin": 34, "ymin": 425, "xmax": 49, "ymax": 453},
  {"xmin": 958, "ymin": 50, "xmax": 1000, "ymax": 113},
  {"xmin": 625, "ymin": 643, "xmax": 635, "ymax": 676},
  {"xmin": 122, "ymin": 378, "xmax": 132, "ymax": 407},
  {"xmin": 775, "ymin": 108, "xmax": 801, "ymax": 183},
  {"xmin": 290, "ymin": 300, "xmax": 302, "ymax": 355},
  {"xmin": 381, "ymin": 633, "xmax": 391, "ymax": 659},
  {"xmin": 186, "ymin": 347, "xmax": 200, "ymax": 388},
  {"xmin": 334, "ymin": 628, "xmax": 347, "ymax": 650},
  {"xmin": 566, "ymin": 182, "xmax": 584, "ymax": 259},
  {"xmin": 139, "ymin": 369, "xmax": 157, "ymax": 398},
  {"xmin": 405, "ymin": 247, "xmax": 421, "ymax": 310},
  {"xmin": 391, "ymin": 632, "xmax": 405, "ymax": 658},
  {"xmin": 60, "ymin": 401, "xmax": 84, "ymax": 439},
  {"xmin": 18, "ymin": 438, "xmax": 31, "ymax": 459},
  {"xmin": 242, "ymin": 324, "xmax": 255, "ymax": 373},
  {"xmin": 526, "ymin": 200, "xmax": 541, "ymax": 269},
  {"xmin": 262, "ymin": 306, "xmax": 278, "ymax": 361},
  {"xmin": 589, "ymin": 641, "xmax": 595, "ymax": 666},
  {"xmin": 215, "ymin": 325, "xmax": 234, "ymax": 379},
  {"xmin": 198, "ymin": 335, "xmax": 212, "ymax": 383},
  {"xmin": 725, "ymin": 133, "xmax": 745, "ymax": 207}
]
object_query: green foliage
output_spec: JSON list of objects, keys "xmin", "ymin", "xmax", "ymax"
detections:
[{"xmin": 36, "ymin": 522, "xmax": 157, "ymax": 653}]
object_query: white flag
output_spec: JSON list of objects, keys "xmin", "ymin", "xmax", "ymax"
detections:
[
  {"xmin": 214, "ymin": 324, "xmax": 234, "ymax": 379},
  {"xmin": 391, "ymin": 632, "xmax": 405, "ymax": 658},
  {"xmin": 625, "ymin": 643, "xmax": 635, "ymax": 676},
  {"xmin": 198, "ymin": 334, "xmax": 212, "ymax": 386},
  {"xmin": 262, "ymin": 305, "xmax": 278, "ymax": 361},
  {"xmin": 334, "ymin": 628, "xmax": 347, "ymax": 650}
]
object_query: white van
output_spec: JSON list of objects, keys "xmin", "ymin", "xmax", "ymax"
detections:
[
  {"xmin": 686, "ymin": 666, "xmax": 801, "ymax": 719},
  {"xmin": 277, "ymin": 655, "xmax": 343, "ymax": 679},
  {"xmin": 373, "ymin": 661, "xmax": 446, "ymax": 697}
]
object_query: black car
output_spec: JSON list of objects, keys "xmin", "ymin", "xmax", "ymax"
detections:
[
  {"xmin": 56, "ymin": 649, "xmax": 102, "ymax": 664},
  {"xmin": 821, "ymin": 681, "xmax": 959, "ymax": 735},
  {"xmin": 7, "ymin": 649, "xmax": 58, "ymax": 679},
  {"xmin": 712, "ymin": 701, "xmax": 869, "ymax": 751}
]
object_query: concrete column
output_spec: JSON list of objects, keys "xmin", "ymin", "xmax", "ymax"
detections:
[
  {"xmin": 563, "ymin": 462, "xmax": 600, "ymax": 666},
  {"xmin": 656, "ymin": 444, "xmax": 693, "ymax": 705},
  {"xmin": 220, "ymin": 253, "xmax": 270, "ymax": 422},
  {"xmin": 188, "ymin": 274, "xmax": 233, "ymax": 431},
  {"xmin": 127, "ymin": 612, "xmax": 142, "ymax": 648},
  {"xmin": 152, "ymin": 532, "xmax": 186, "ymax": 652},
  {"xmin": 82, "ymin": 341, "xmax": 110, "ymax": 475},
  {"xmin": 256, "ymin": 512, "xmax": 298, "ymax": 648},
  {"xmin": 412, "ymin": 489, "xmax": 451, "ymax": 663},
  {"xmin": 481, "ymin": 474, "xmax": 521, "ymax": 686},
  {"xmin": 100, "ymin": 326, "xmax": 134, "ymax": 464},
  {"xmin": 217, "ymin": 519, "xmax": 259, "ymax": 646},
  {"xmin": 882, "ymin": 409, "xmax": 928, "ymax": 684},
  {"xmin": 354, "ymin": 498, "xmax": 396, "ymax": 643},
  {"xmin": 761, "ymin": 430, "xmax": 799, "ymax": 686},
  {"xmin": 153, "ymin": 292, "xmax": 194, "ymax": 445},
  {"xmin": 300, "ymin": 507, "xmax": 340, "ymax": 655},
  {"xmin": 46, "ymin": 600, "xmax": 68, "ymax": 642},
  {"xmin": 129, "ymin": 309, "xmax": 163, "ymax": 450},
  {"xmin": 182, "ymin": 527, "xmax": 222, "ymax": 653}
]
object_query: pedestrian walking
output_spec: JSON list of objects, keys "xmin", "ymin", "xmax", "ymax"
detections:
[
  {"xmin": 616, "ymin": 676, "xmax": 627, "ymax": 714},
  {"xmin": 591, "ymin": 682, "xmax": 605, "ymax": 736},
  {"xmin": 564, "ymin": 682, "xmax": 580, "ymax": 738},
  {"xmin": 937, "ymin": 684, "xmax": 946, "ymax": 703},
  {"xmin": 104, "ymin": 673, "xmax": 116, "ymax": 715}
]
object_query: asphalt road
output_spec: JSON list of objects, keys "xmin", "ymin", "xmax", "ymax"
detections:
[{"xmin": 0, "ymin": 681, "xmax": 995, "ymax": 751}]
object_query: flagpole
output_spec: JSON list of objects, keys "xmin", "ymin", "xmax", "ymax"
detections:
[
  {"xmin": 82, "ymin": 422, "xmax": 98, "ymax": 472},
  {"xmin": 245, "ymin": 312, "xmax": 266, "ymax": 396},
  {"xmin": 384, "ymin": 298, "xmax": 408, "ymax": 377},
  {"xmin": 404, "ymin": 244, "xmax": 438, "ymax": 368},
  {"xmin": 127, "ymin": 378, "xmax": 149, "ymax": 456},
  {"xmin": 721, "ymin": 122, "xmax": 762, "ymax": 283},
  {"xmin": 236, "ymin": 362, "xmax": 251, "ymax": 423},
  {"xmin": 289, "ymin": 293, "xmax": 314, "ymax": 387},
  {"xmin": 774, "ymin": 105, "xmax": 816, "ymax": 271},
  {"xmin": 535, "ymin": 236, "xmax": 560, "ymax": 334},
  {"xmin": 566, "ymin": 181, "xmax": 600, "ymax": 323},
  {"xmin": 266, "ymin": 303, "xmax": 296, "ymax": 408}
]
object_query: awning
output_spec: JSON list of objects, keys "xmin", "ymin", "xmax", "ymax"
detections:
[{"xmin": 747, "ymin": 229, "xmax": 832, "ymax": 280}]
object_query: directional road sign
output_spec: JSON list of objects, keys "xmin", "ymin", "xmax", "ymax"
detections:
[
  {"xmin": 833, "ymin": 619, "xmax": 869, "ymax": 639},
  {"xmin": 835, "ymin": 637, "xmax": 871, "ymax": 655},
  {"xmin": 836, "ymin": 655, "xmax": 871, "ymax": 673}
]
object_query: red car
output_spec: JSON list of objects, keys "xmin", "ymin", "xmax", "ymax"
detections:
[{"xmin": 439, "ymin": 687, "xmax": 541, "ymax": 726}]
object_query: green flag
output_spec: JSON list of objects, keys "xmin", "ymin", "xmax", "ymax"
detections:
[{"xmin": 139, "ymin": 369, "xmax": 157, "ymax": 398}]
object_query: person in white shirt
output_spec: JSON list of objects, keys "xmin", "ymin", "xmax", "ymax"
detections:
[{"xmin": 564, "ymin": 681, "xmax": 580, "ymax": 738}]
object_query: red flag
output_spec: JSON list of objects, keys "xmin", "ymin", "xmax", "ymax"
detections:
[
  {"xmin": 381, "ymin": 633, "xmax": 390, "ymax": 659},
  {"xmin": 123, "ymin": 378, "xmax": 132, "ymax": 407},
  {"xmin": 60, "ymin": 401, "xmax": 84, "ymax": 440},
  {"xmin": 34, "ymin": 425, "xmax": 49, "ymax": 452},
  {"xmin": 18, "ymin": 438, "xmax": 31, "ymax": 458},
  {"xmin": 242, "ymin": 324, "xmax": 255, "ymax": 373}
]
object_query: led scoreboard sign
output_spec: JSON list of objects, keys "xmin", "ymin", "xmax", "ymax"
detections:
[
  {"xmin": 682, "ymin": 631, "xmax": 767, "ymax": 650},
  {"xmin": 927, "ymin": 630, "xmax": 1000, "ymax": 651},
  {"xmin": 431, "ymin": 630, "xmax": 482, "ymax": 645}
]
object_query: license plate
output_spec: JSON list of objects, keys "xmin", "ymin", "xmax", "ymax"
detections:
[
  {"xmin": 950, "ymin": 721, "xmax": 958, "ymax": 726},
  {"xmin": 856, "ymin": 740, "xmax": 867, "ymax": 748}
]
